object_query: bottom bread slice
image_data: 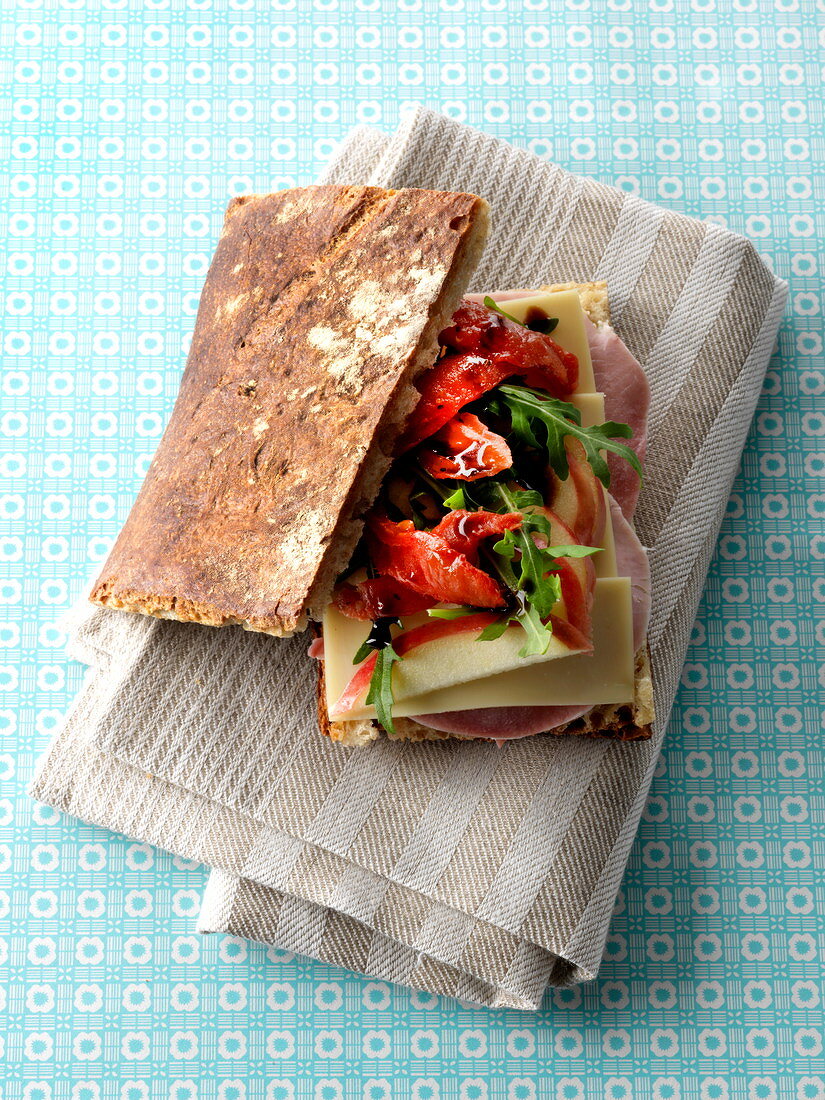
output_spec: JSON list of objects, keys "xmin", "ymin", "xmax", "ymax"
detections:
[{"xmin": 316, "ymin": 280, "xmax": 655, "ymax": 746}]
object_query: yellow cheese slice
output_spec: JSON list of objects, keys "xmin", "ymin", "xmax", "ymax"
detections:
[
  {"xmin": 489, "ymin": 289, "xmax": 596, "ymax": 393},
  {"xmin": 324, "ymin": 578, "xmax": 634, "ymax": 721},
  {"xmin": 569, "ymin": 392, "xmax": 604, "ymax": 426}
]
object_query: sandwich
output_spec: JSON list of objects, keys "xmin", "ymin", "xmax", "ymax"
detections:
[{"xmin": 90, "ymin": 184, "xmax": 654, "ymax": 747}]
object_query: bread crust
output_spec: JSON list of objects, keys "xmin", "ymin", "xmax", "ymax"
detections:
[
  {"xmin": 90, "ymin": 186, "xmax": 490, "ymax": 635},
  {"xmin": 320, "ymin": 280, "xmax": 656, "ymax": 745}
]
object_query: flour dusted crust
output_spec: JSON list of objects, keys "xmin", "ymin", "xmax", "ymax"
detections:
[
  {"xmin": 90, "ymin": 185, "xmax": 490, "ymax": 636},
  {"xmin": 321, "ymin": 281, "xmax": 656, "ymax": 745}
]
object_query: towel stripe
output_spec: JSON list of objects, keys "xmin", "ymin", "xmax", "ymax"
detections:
[
  {"xmin": 594, "ymin": 194, "xmax": 666, "ymax": 325},
  {"xmin": 474, "ymin": 740, "xmax": 610, "ymax": 931},
  {"xmin": 303, "ymin": 739, "xmax": 406, "ymax": 854},
  {"xmin": 615, "ymin": 210, "xmax": 706, "ymax": 360},
  {"xmin": 390, "ymin": 744, "xmax": 502, "ymax": 894}
]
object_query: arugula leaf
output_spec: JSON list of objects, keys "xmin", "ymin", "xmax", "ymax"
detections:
[
  {"xmin": 476, "ymin": 604, "xmax": 557, "ymax": 653},
  {"xmin": 471, "ymin": 481, "xmax": 599, "ymax": 656},
  {"xmin": 494, "ymin": 384, "xmax": 642, "ymax": 489},
  {"xmin": 508, "ymin": 487, "xmax": 545, "ymax": 510},
  {"xmin": 463, "ymin": 499, "xmax": 554, "ymax": 657},
  {"xmin": 427, "ymin": 606, "xmax": 477, "ymax": 620},
  {"xmin": 481, "ymin": 545, "xmax": 554, "ymax": 656},
  {"xmin": 352, "ymin": 617, "xmax": 400, "ymax": 665},
  {"xmin": 481, "ymin": 481, "xmax": 563, "ymax": 619},
  {"xmin": 408, "ymin": 489, "xmax": 430, "ymax": 529},
  {"xmin": 442, "ymin": 485, "xmax": 466, "ymax": 509},
  {"xmin": 545, "ymin": 544, "xmax": 602, "ymax": 558},
  {"xmin": 476, "ymin": 617, "xmax": 511, "ymax": 642},
  {"xmin": 492, "ymin": 524, "xmax": 561, "ymax": 619},
  {"xmin": 514, "ymin": 604, "xmax": 556, "ymax": 656},
  {"xmin": 365, "ymin": 642, "xmax": 402, "ymax": 734},
  {"xmin": 483, "ymin": 295, "xmax": 525, "ymax": 326}
]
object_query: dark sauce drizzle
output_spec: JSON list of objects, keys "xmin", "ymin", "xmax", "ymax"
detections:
[{"xmin": 524, "ymin": 307, "xmax": 559, "ymax": 336}]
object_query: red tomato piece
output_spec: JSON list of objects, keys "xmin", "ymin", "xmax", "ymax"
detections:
[
  {"xmin": 430, "ymin": 509, "xmax": 522, "ymax": 563},
  {"xmin": 333, "ymin": 577, "xmax": 436, "ymax": 621},
  {"xmin": 398, "ymin": 353, "xmax": 512, "ymax": 452},
  {"xmin": 440, "ymin": 300, "xmax": 579, "ymax": 395},
  {"xmin": 417, "ymin": 411, "xmax": 513, "ymax": 481},
  {"xmin": 401, "ymin": 302, "xmax": 579, "ymax": 452},
  {"xmin": 439, "ymin": 299, "xmax": 509, "ymax": 353},
  {"xmin": 367, "ymin": 512, "xmax": 507, "ymax": 609}
]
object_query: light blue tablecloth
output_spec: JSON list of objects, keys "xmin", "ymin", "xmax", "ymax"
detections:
[{"xmin": 2, "ymin": 0, "xmax": 822, "ymax": 1095}]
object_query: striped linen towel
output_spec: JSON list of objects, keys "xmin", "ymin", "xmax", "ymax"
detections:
[{"xmin": 31, "ymin": 108, "xmax": 787, "ymax": 1010}]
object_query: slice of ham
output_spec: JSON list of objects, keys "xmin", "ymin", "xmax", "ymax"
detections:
[
  {"xmin": 412, "ymin": 702, "xmax": 591, "ymax": 740},
  {"xmin": 609, "ymin": 494, "xmax": 651, "ymax": 645},
  {"xmin": 584, "ymin": 315, "xmax": 648, "ymax": 520},
  {"xmin": 410, "ymin": 493, "xmax": 650, "ymax": 740}
]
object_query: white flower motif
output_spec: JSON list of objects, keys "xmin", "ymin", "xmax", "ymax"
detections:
[
  {"xmin": 314, "ymin": 1030, "xmax": 344, "ymax": 1059},
  {"xmin": 794, "ymin": 1029, "xmax": 824, "ymax": 1058},
  {"xmin": 457, "ymin": 1030, "xmax": 487, "ymax": 1057},
  {"xmin": 216, "ymin": 1030, "xmax": 247, "ymax": 1059},
  {"xmin": 555, "ymin": 1081, "xmax": 585, "ymax": 1100},
  {"xmin": 26, "ymin": 984, "xmax": 55, "ymax": 1013},
  {"xmin": 745, "ymin": 1029, "xmax": 776, "ymax": 1057},
  {"xmin": 72, "ymin": 1032, "xmax": 102, "ymax": 1061},
  {"xmin": 555, "ymin": 1030, "xmax": 584, "ymax": 1058},
  {"xmin": 121, "ymin": 1032, "xmax": 151, "ymax": 1061},
  {"xmin": 169, "ymin": 1031, "xmax": 199, "ymax": 1060},
  {"xmin": 217, "ymin": 983, "xmax": 248, "ymax": 1012},
  {"xmin": 266, "ymin": 1030, "xmax": 297, "ymax": 1059}
]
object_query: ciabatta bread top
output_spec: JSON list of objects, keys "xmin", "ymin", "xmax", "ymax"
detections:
[{"xmin": 90, "ymin": 185, "xmax": 490, "ymax": 635}]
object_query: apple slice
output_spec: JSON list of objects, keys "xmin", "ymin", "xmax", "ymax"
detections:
[
  {"xmin": 547, "ymin": 439, "xmax": 606, "ymax": 547},
  {"xmin": 539, "ymin": 507, "xmax": 596, "ymax": 637}
]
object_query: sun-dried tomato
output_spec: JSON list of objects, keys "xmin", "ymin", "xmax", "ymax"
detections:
[
  {"xmin": 430, "ymin": 509, "xmax": 522, "ymax": 563},
  {"xmin": 418, "ymin": 411, "xmax": 513, "ymax": 481},
  {"xmin": 333, "ymin": 576, "xmax": 436, "ymax": 621},
  {"xmin": 440, "ymin": 300, "xmax": 578, "ymax": 394},
  {"xmin": 398, "ymin": 353, "xmax": 512, "ymax": 452},
  {"xmin": 367, "ymin": 512, "xmax": 507, "ymax": 609}
]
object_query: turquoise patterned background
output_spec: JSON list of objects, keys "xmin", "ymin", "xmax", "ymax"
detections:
[{"xmin": 1, "ymin": 0, "xmax": 823, "ymax": 1095}]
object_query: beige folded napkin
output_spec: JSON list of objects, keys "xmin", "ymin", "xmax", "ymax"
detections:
[{"xmin": 31, "ymin": 107, "xmax": 787, "ymax": 1010}]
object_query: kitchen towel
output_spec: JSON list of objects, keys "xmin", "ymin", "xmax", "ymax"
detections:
[{"xmin": 30, "ymin": 107, "xmax": 787, "ymax": 1011}]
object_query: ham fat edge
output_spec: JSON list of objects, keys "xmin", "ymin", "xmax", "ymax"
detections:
[{"xmin": 318, "ymin": 295, "xmax": 649, "ymax": 739}]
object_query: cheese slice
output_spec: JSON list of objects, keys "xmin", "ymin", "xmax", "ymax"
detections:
[
  {"xmin": 492, "ymin": 289, "xmax": 597, "ymax": 393},
  {"xmin": 569, "ymin": 392, "xmax": 604, "ymax": 426},
  {"xmin": 324, "ymin": 578, "xmax": 635, "ymax": 721}
]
